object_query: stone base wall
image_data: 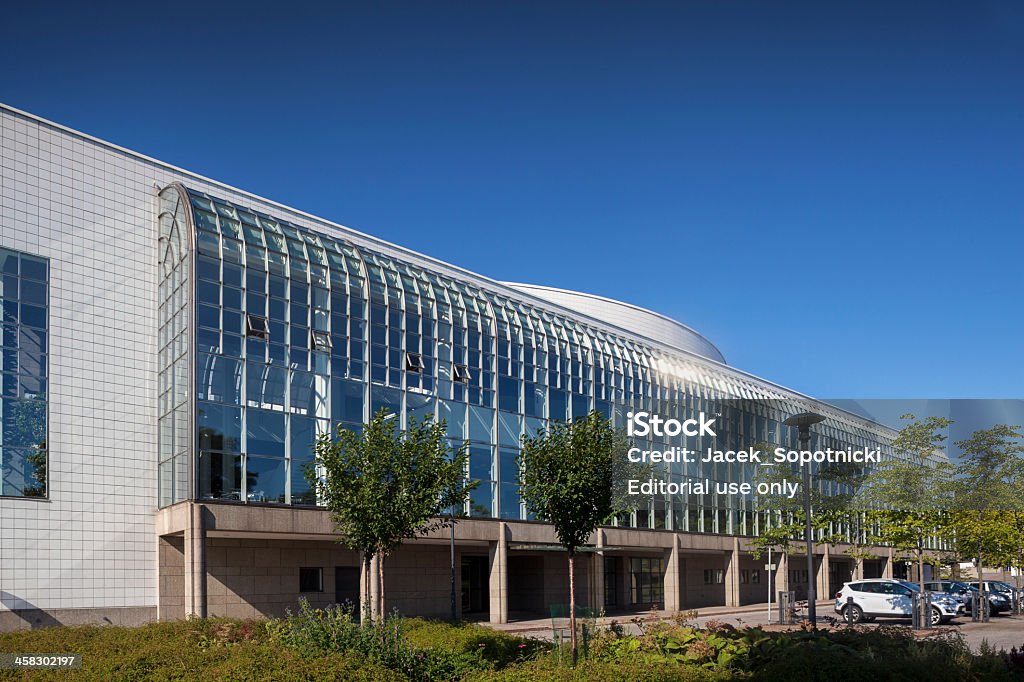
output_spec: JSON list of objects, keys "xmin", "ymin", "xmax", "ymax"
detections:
[
  {"xmin": 0, "ymin": 607, "xmax": 156, "ymax": 631},
  {"xmin": 204, "ymin": 538, "xmax": 359, "ymax": 619},
  {"xmin": 381, "ymin": 545, "xmax": 462, "ymax": 620},
  {"xmin": 681, "ymin": 554, "xmax": 728, "ymax": 608}
]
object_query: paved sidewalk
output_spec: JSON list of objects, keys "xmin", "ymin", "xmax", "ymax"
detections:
[
  {"xmin": 485, "ymin": 603, "xmax": 1024, "ymax": 652},
  {"xmin": 486, "ymin": 600, "xmax": 833, "ymax": 638}
]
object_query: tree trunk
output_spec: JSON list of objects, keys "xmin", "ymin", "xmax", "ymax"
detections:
[
  {"xmin": 379, "ymin": 552, "xmax": 386, "ymax": 620},
  {"xmin": 1018, "ymin": 545, "xmax": 1023, "ymax": 591},
  {"xmin": 362, "ymin": 553, "xmax": 372, "ymax": 626},
  {"xmin": 568, "ymin": 551, "xmax": 578, "ymax": 665},
  {"xmin": 917, "ymin": 547, "xmax": 927, "ymax": 628},
  {"xmin": 978, "ymin": 536, "xmax": 987, "ymax": 622}
]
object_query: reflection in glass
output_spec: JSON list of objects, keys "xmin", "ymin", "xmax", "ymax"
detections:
[
  {"xmin": 470, "ymin": 482, "xmax": 494, "ymax": 517},
  {"xmin": 198, "ymin": 451, "xmax": 242, "ymax": 501},
  {"xmin": 197, "ymin": 402, "xmax": 241, "ymax": 452},
  {"xmin": 247, "ymin": 409, "xmax": 286, "ymax": 456},
  {"xmin": 245, "ymin": 456, "xmax": 286, "ymax": 503},
  {"xmin": 0, "ymin": 247, "xmax": 47, "ymax": 498}
]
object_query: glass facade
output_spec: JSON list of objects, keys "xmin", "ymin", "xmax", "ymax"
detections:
[
  {"xmin": 158, "ymin": 187, "xmax": 192, "ymax": 507},
  {"xmin": 158, "ymin": 184, "xmax": 904, "ymax": 542},
  {"xmin": 0, "ymin": 246, "xmax": 48, "ymax": 498}
]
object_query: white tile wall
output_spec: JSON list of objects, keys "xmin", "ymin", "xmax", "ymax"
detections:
[{"xmin": 1, "ymin": 109, "xmax": 163, "ymax": 612}]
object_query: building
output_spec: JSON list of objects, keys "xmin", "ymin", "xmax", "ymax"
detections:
[{"xmin": 1, "ymin": 103, "xmax": 916, "ymax": 630}]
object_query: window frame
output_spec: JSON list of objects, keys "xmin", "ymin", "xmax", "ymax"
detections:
[
  {"xmin": 246, "ymin": 313, "xmax": 269, "ymax": 339},
  {"xmin": 310, "ymin": 329, "xmax": 332, "ymax": 350},
  {"xmin": 299, "ymin": 567, "xmax": 324, "ymax": 593},
  {"xmin": 405, "ymin": 351, "xmax": 424, "ymax": 372}
]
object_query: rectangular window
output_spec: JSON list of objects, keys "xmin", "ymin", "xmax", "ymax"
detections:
[
  {"xmin": 246, "ymin": 314, "xmax": 269, "ymax": 339},
  {"xmin": 630, "ymin": 557, "xmax": 665, "ymax": 605},
  {"xmin": 310, "ymin": 329, "xmax": 332, "ymax": 350},
  {"xmin": 1, "ymin": 247, "xmax": 49, "ymax": 498},
  {"xmin": 405, "ymin": 351, "xmax": 424, "ymax": 372},
  {"xmin": 704, "ymin": 568, "xmax": 725, "ymax": 585},
  {"xmin": 453, "ymin": 363, "xmax": 471, "ymax": 383},
  {"xmin": 299, "ymin": 567, "xmax": 323, "ymax": 592}
]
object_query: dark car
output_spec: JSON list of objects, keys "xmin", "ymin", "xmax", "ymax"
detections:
[
  {"xmin": 949, "ymin": 581, "xmax": 1012, "ymax": 616},
  {"xmin": 966, "ymin": 581, "xmax": 1021, "ymax": 612}
]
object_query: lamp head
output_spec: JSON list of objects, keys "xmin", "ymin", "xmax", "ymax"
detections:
[
  {"xmin": 783, "ymin": 412, "xmax": 826, "ymax": 428},
  {"xmin": 783, "ymin": 412, "xmax": 826, "ymax": 435}
]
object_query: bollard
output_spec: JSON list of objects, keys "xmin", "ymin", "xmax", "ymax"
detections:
[
  {"xmin": 846, "ymin": 596, "xmax": 855, "ymax": 626},
  {"xmin": 911, "ymin": 592, "xmax": 921, "ymax": 629},
  {"xmin": 778, "ymin": 590, "xmax": 796, "ymax": 624}
]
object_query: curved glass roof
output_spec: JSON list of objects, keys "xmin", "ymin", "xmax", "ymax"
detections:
[{"xmin": 180, "ymin": 185, "xmax": 897, "ymax": 447}]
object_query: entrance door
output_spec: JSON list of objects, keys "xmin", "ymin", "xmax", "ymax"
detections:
[
  {"xmin": 461, "ymin": 556, "xmax": 489, "ymax": 615},
  {"xmin": 604, "ymin": 557, "xmax": 621, "ymax": 608},
  {"xmin": 829, "ymin": 561, "xmax": 853, "ymax": 598},
  {"xmin": 335, "ymin": 566, "xmax": 360, "ymax": 610}
]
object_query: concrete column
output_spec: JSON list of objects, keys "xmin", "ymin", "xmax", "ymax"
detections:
[
  {"xmin": 883, "ymin": 548, "xmax": 894, "ymax": 579},
  {"xmin": 852, "ymin": 557, "xmax": 864, "ymax": 581},
  {"xmin": 590, "ymin": 529, "xmax": 605, "ymax": 610},
  {"xmin": 725, "ymin": 537, "xmax": 741, "ymax": 607},
  {"xmin": 184, "ymin": 503, "xmax": 207, "ymax": 618},
  {"xmin": 620, "ymin": 555, "xmax": 632, "ymax": 607},
  {"xmin": 488, "ymin": 522, "xmax": 508, "ymax": 624},
  {"xmin": 817, "ymin": 544, "xmax": 831, "ymax": 600},
  {"xmin": 777, "ymin": 551, "xmax": 790, "ymax": 595},
  {"xmin": 664, "ymin": 536, "xmax": 681, "ymax": 612}
]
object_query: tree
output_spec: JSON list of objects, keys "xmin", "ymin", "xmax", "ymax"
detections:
[
  {"xmin": 1004, "ymin": 510, "xmax": 1024, "ymax": 592},
  {"xmin": 750, "ymin": 440, "xmax": 807, "ymax": 561},
  {"xmin": 307, "ymin": 409, "xmax": 475, "ymax": 622},
  {"xmin": 750, "ymin": 440, "xmax": 872, "ymax": 598},
  {"xmin": 860, "ymin": 414, "xmax": 954, "ymax": 626},
  {"xmin": 950, "ymin": 424, "xmax": 1024, "ymax": 614},
  {"xmin": 518, "ymin": 411, "xmax": 630, "ymax": 665}
]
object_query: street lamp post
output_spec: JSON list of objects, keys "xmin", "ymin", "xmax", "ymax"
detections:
[
  {"xmin": 449, "ymin": 515, "xmax": 457, "ymax": 622},
  {"xmin": 783, "ymin": 411, "xmax": 826, "ymax": 626}
]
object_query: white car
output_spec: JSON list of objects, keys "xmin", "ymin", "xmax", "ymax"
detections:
[{"xmin": 834, "ymin": 579, "xmax": 963, "ymax": 626}]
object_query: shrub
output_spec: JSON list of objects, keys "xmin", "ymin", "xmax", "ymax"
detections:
[
  {"xmin": 403, "ymin": 619, "xmax": 545, "ymax": 668},
  {"xmin": 465, "ymin": 656, "xmax": 731, "ymax": 681},
  {"xmin": 0, "ymin": 619, "xmax": 402, "ymax": 682},
  {"xmin": 269, "ymin": 599, "xmax": 511, "ymax": 679}
]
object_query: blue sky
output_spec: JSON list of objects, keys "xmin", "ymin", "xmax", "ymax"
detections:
[{"xmin": 3, "ymin": 1, "xmax": 1022, "ymax": 399}]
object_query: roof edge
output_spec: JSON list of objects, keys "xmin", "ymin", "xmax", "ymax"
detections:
[{"xmin": 503, "ymin": 282, "xmax": 725, "ymax": 363}]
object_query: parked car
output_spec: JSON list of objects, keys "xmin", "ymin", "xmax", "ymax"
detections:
[
  {"xmin": 835, "ymin": 579, "xmax": 962, "ymax": 626},
  {"xmin": 923, "ymin": 580, "xmax": 974, "ymax": 609},
  {"xmin": 965, "ymin": 581, "xmax": 1019, "ymax": 613}
]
